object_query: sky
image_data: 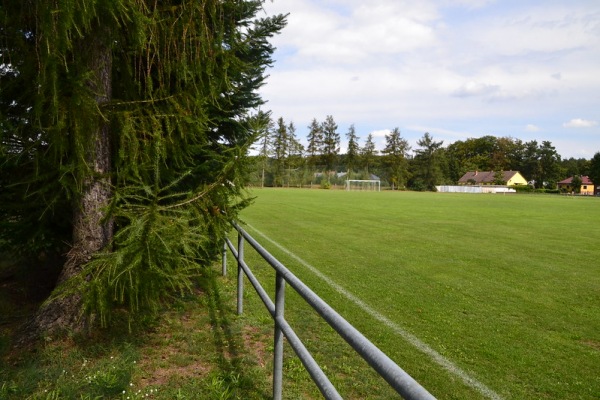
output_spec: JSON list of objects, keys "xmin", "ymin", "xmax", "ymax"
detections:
[{"xmin": 256, "ymin": 0, "xmax": 600, "ymax": 159}]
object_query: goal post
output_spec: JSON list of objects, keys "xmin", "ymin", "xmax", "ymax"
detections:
[{"xmin": 345, "ymin": 179, "xmax": 381, "ymax": 191}]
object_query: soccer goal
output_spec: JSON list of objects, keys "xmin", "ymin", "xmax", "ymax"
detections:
[{"xmin": 346, "ymin": 179, "xmax": 381, "ymax": 191}]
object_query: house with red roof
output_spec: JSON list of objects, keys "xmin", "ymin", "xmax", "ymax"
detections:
[
  {"xmin": 458, "ymin": 171, "xmax": 527, "ymax": 186},
  {"xmin": 557, "ymin": 176, "xmax": 595, "ymax": 195}
]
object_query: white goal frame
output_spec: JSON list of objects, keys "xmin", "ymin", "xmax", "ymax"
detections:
[{"xmin": 345, "ymin": 179, "xmax": 381, "ymax": 191}]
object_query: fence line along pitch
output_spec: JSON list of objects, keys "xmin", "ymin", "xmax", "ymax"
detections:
[{"xmin": 223, "ymin": 221, "xmax": 436, "ymax": 400}]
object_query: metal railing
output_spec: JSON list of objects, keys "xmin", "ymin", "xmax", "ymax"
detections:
[{"xmin": 222, "ymin": 221, "xmax": 436, "ymax": 400}]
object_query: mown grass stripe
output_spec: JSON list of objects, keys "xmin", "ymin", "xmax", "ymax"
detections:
[{"xmin": 246, "ymin": 222, "xmax": 503, "ymax": 400}]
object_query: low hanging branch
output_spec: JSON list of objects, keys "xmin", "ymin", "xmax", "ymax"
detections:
[{"xmin": 2, "ymin": 0, "xmax": 287, "ymax": 335}]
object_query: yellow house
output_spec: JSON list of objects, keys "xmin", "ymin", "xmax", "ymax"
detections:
[
  {"xmin": 458, "ymin": 171, "xmax": 528, "ymax": 186},
  {"xmin": 557, "ymin": 176, "xmax": 595, "ymax": 195}
]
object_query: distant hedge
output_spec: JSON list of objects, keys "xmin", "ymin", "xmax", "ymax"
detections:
[
  {"xmin": 509, "ymin": 186, "xmax": 561, "ymax": 194},
  {"xmin": 510, "ymin": 185, "xmax": 533, "ymax": 193}
]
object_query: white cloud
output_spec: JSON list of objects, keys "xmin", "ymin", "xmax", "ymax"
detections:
[
  {"xmin": 259, "ymin": 0, "xmax": 600, "ymax": 158},
  {"xmin": 408, "ymin": 125, "xmax": 473, "ymax": 140},
  {"xmin": 453, "ymin": 81, "xmax": 501, "ymax": 97},
  {"xmin": 269, "ymin": 0, "xmax": 440, "ymax": 64},
  {"xmin": 563, "ymin": 118, "xmax": 598, "ymax": 128},
  {"xmin": 442, "ymin": 0, "xmax": 496, "ymax": 9},
  {"xmin": 370, "ymin": 129, "xmax": 392, "ymax": 138},
  {"xmin": 461, "ymin": 7, "xmax": 600, "ymax": 57}
]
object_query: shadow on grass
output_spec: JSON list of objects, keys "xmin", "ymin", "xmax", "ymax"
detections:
[
  {"xmin": 0, "ymin": 263, "xmax": 272, "ymax": 399},
  {"xmin": 201, "ymin": 270, "xmax": 271, "ymax": 399}
]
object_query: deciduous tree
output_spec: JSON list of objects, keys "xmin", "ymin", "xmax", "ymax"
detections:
[
  {"xmin": 571, "ymin": 175, "xmax": 583, "ymax": 194},
  {"xmin": 589, "ymin": 152, "xmax": 600, "ymax": 188}
]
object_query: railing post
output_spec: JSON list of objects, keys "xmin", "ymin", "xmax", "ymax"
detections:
[
  {"xmin": 237, "ymin": 230, "xmax": 244, "ymax": 315},
  {"xmin": 228, "ymin": 221, "xmax": 436, "ymax": 400},
  {"xmin": 222, "ymin": 240, "xmax": 227, "ymax": 276},
  {"xmin": 273, "ymin": 272, "xmax": 285, "ymax": 400}
]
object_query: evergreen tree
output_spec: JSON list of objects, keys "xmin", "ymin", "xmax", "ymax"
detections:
[
  {"xmin": 0, "ymin": 0, "xmax": 286, "ymax": 335},
  {"xmin": 345, "ymin": 124, "xmax": 360, "ymax": 178},
  {"xmin": 272, "ymin": 117, "xmax": 289, "ymax": 186},
  {"xmin": 382, "ymin": 128, "xmax": 410, "ymax": 190},
  {"xmin": 520, "ymin": 140, "xmax": 541, "ymax": 186},
  {"xmin": 306, "ymin": 118, "xmax": 323, "ymax": 171},
  {"xmin": 286, "ymin": 121, "xmax": 305, "ymax": 186},
  {"xmin": 519, "ymin": 140, "xmax": 561, "ymax": 188},
  {"xmin": 537, "ymin": 141, "xmax": 562, "ymax": 189},
  {"xmin": 445, "ymin": 141, "xmax": 466, "ymax": 183},
  {"xmin": 361, "ymin": 133, "xmax": 378, "ymax": 176},
  {"xmin": 412, "ymin": 132, "xmax": 444, "ymax": 191},
  {"xmin": 250, "ymin": 110, "xmax": 273, "ymax": 188},
  {"xmin": 320, "ymin": 115, "xmax": 340, "ymax": 179}
]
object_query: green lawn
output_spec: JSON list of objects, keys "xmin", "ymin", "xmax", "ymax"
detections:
[
  {"xmin": 235, "ymin": 189, "xmax": 600, "ymax": 399},
  {"xmin": 0, "ymin": 270, "xmax": 273, "ymax": 400}
]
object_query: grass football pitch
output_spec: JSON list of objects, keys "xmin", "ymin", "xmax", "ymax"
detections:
[{"xmin": 236, "ymin": 189, "xmax": 600, "ymax": 399}]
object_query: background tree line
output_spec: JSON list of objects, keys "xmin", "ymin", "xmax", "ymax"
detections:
[{"xmin": 251, "ymin": 115, "xmax": 600, "ymax": 191}]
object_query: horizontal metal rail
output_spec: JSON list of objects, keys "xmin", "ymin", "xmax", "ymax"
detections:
[{"xmin": 224, "ymin": 221, "xmax": 436, "ymax": 400}]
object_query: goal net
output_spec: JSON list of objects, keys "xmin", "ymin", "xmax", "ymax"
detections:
[{"xmin": 346, "ymin": 179, "xmax": 381, "ymax": 191}]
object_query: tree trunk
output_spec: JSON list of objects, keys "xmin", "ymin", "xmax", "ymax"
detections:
[{"xmin": 21, "ymin": 32, "xmax": 113, "ymax": 341}]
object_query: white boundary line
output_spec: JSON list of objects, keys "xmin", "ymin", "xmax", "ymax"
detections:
[{"xmin": 246, "ymin": 223, "xmax": 503, "ymax": 400}]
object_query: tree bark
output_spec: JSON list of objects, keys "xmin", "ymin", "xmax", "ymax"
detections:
[{"xmin": 21, "ymin": 32, "xmax": 113, "ymax": 341}]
